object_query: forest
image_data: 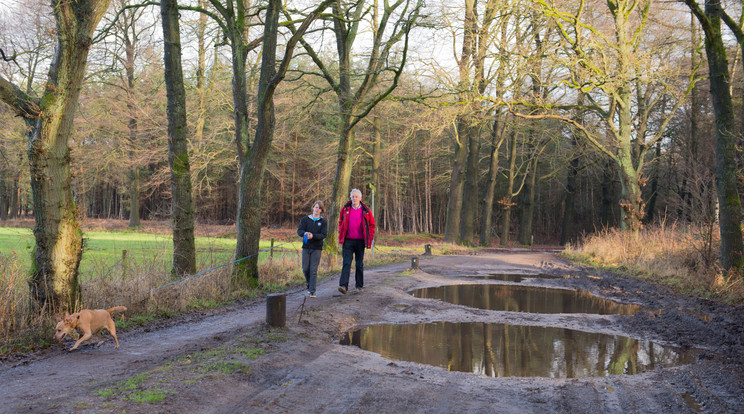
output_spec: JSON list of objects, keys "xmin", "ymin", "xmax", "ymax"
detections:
[{"xmin": 1, "ymin": 0, "xmax": 743, "ymax": 313}]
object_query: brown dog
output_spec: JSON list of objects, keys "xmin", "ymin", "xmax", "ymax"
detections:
[{"xmin": 54, "ymin": 306, "xmax": 127, "ymax": 351}]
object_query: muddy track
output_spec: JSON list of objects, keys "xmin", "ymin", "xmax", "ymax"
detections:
[{"xmin": 1, "ymin": 251, "xmax": 743, "ymax": 413}]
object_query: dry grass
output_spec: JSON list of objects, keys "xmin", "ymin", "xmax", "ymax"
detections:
[
  {"xmin": 0, "ymin": 253, "xmax": 26, "ymax": 339},
  {"xmin": 564, "ymin": 223, "xmax": 744, "ymax": 304},
  {"xmin": 0, "ymin": 233, "xmax": 432, "ymax": 355}
]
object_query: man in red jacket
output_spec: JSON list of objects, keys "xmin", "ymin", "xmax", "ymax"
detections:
[{"xmin": 337, "ymin": 188, "xmax": 375, "ymax": 294}]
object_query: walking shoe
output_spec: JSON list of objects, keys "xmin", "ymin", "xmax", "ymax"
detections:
[
  {"xmin": 338, "ymin": 286, "xmax": 347, "ymax": 294},
  {"xmin": 310, "ymin": 292, "xmax": 317, "ymax": 298}
]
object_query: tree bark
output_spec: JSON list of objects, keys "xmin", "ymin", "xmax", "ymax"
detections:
[
  {"xmin": 0, "ymin": 0, "xmax": 113, "ymax": 313},
  {"xmin": 234, "ymin": 0, "xmax": 333, "ymax": 284},
  {"xmin": 600, "ymin": 161, "xmax": 614, "ymax": 227},
  {"xmin": 480, "ymin": 114, "xmax": 506, "ymax": 246},
  {"xmin": 460, "ymin": 125, "xmax": 480, "ymax": 245},
  {"xmin": 161, "ymin": 0, "xmax": 196, "ymax": 277},
  {"xmin": 644, "ymin": 141, "xmax": 661, "ymax": 224},
  {"xmin": 500, "ymin": 129, "xmax": 518, "ymax": 245},
  {"xmin": 125, "ymin": 24, "xmax": 141, "ymax": 228},
  {"xmin": 9, "ymin": 172, "xmax": 19, "ymax": 219},
  {"xmin": 370, "ymin": 116, "xmax": 382, "ymax": 222},
  {"xmin": 684, "ymin": 0, "xmax": 744, "ymax": 271},
  {"xmin": 517, "ymin": 150, "xmax": 538, "ymax": 246},
  {"xmin": 444, "ymin": 118, "xmax": 469, "ymax": 243},
  {"xmin": 0, "ymin": 176, "xmax": 8, "ymax": 221},
  {"xmin": 560, "ymin": 136, "xmax": 580, "ymax": 245}
]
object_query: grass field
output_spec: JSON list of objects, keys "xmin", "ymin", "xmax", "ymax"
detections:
[{"xmin": 0, "ymin": 227, "xmax": 303, "ymax": 280}]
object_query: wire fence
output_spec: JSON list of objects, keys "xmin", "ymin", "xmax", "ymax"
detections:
[{"xmin": 147, "ymin": 241, "xmax": 294, "ymax": 294}]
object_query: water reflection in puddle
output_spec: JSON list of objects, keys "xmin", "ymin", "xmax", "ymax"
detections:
[
  {"xmin": 410, "ymin": 284, "xmax": 640, "ymax": 315},
  {"xmin": 340, "ymin": 322, "xmax": 696, "ymax": 378},
  {"xmin": 469, "ymin": 273, "xmax": 562, "ymax": 282}
]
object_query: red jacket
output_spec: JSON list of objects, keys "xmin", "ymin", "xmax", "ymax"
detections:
[{"xmin": 338, "ymin": 201, "xmax": 375, "ymax": 248}]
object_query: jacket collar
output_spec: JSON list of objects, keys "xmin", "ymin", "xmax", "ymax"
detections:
[{"xmin": 344, "ymin": 200, "xmax": 368, "ymax": 212}]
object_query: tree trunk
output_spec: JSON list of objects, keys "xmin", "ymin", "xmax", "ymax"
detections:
[
  {"xmin": 370, "ymin": 116, "xmax": 382, "ymax": 223},
  {"xmin": 460, "ymin": 124, "xmax": 480, "ymax": 245},
  {"xmin": 560, "ymin": 137, "xmax": 580, "ymax": 245},
  {"xmin": 326, "ymin": 121, "xmax": 355, "ymax": 251},
  {"xmin": 695, "ymin": 3, "xmax": 744, "ymax": 271},
  {"xmin": 24, "ymin": 0, "xmax": 111, "ymax": 313},
  {"xmin": 480, "ymin": 114, "xmax": 505, "ymax": 246},
  {"xmin": 500, "ymin": 130, "xmax": 517, "ymax": 245},
  {"xmin": 444, "ymin": 118, "xmax": 469, "ymax": 243},
  {"xmin": 128, "ymin": 169, "xmax": 140, "ymax": 227},
  {"xmin": 234, "ymin": 0, "xmax": 332, "ymax": 283},
  {"xmin": 124, "ymin": 13, "xmax": 141, "ymax": 228},
  {"xmin": 446, "ymin": 0, "xmax": 476, "ymax": 244},
  {"xmin": 194, "ymin": 0, "xmax": 208, "ymax": 143},
  {"xmin": 9, "ymin": 173, "xmax": 19, "ymax": 219},
  {"xmin": 644, "ymin": 141, "xmax": 661, "ymax": 224},
  {"xmin": 161, "ymin": 0, "xmax": 196, "ymax": 277},
  {"xmin": 0, "ymin": 176, "xmax": 8, "ymax": 221},
  {"xmin": 600, "ymin": 161, "xmax": 613, "ymax": 227},
  {"xmin": 517, "ymin": 153, "xmax": 538, "ymax": 246}
]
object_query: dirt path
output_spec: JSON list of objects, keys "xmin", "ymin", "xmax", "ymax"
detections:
[{"xmin": 2, "ymin": 251, "xmax": 743, "ymax": 413}]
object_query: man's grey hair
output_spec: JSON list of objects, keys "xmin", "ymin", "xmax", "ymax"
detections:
[{"xmin": 350, "ymin": 188, "xmax": 362, "ymax": 199}]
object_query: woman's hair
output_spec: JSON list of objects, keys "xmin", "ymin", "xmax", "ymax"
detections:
[{"xmin": 312, "ymin": 200, "xmax": 325, "ymax": 213}]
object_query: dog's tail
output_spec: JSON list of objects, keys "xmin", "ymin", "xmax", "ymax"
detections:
[{"xmin": 106, "ymin": 306, "xmax": 127, "ymax": 314}]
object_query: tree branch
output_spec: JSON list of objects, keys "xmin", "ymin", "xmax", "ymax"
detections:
[
  {"xmin": 510, "ymin": 110, "xmax": 617, "ymax": 161},
  {"xmin": 0, "ymin": 74, "xmax": 40, "ymax": 118}
]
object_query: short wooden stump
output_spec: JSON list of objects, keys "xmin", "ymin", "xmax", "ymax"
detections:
[{"xmin": 266, "ymin": 293, "xmax": 287, "ymax": 327}]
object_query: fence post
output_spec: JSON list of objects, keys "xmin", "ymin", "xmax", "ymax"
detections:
[
  {"xmin": 122, "ymin": 250, "xmax": 128, "ymax": 279},
  {"xmin": 270, "ymin": 238, "xmax": 275, "ymax": 259}
]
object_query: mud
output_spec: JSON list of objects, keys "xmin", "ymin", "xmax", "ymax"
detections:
[{"xmin": 1, "ymin": 250, "xmax": 743, "ymax": 413}]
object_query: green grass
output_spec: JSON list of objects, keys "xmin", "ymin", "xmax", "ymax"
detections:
[
  {"xmin": 95, "ymin": 388, "xmax": 115, "ymax": 398},
  {"xmin": 200, "ymin": 361, "xmax": 251, "ymax": 374},
  {"xmin": 0, "ymin": 227, "xmax": 302, "ymax": 280},
  {"xmin": 128, "ymin": 389, "xmax": 169, "ymax": 403}
]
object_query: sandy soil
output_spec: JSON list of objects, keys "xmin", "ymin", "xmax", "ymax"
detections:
[{"xmin": 1, "ymin": 250, "xmax": 743, "ymax": 413}]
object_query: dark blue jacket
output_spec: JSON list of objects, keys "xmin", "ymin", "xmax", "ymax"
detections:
[{"xmin": 297, "ymin": 215, "xmax": 328, "ymax": 250}]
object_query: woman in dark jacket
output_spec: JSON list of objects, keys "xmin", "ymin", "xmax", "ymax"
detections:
[{"xmin": 297, "ymin": 200, "xmax": 327, "ymax": 297}]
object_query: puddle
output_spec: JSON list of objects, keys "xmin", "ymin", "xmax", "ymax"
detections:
[
  {"xmin": 469, "ymin": 273, "xmax": 562, "ymax": 282},
  {"xmin": 339, "ymin": 322, "xmax": 696, "ymax": 378},
  {"xmin": 410, "ymin": 284, "xmax": 640, "ymax": 315},
  {"xmin": 680, "ymin": 392, "xmax": 703, "ymax": 412}
]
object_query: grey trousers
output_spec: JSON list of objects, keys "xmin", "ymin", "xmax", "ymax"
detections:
[{"xmin": 302, "ymin": 248, "xmax": 322, "ymax": 293}]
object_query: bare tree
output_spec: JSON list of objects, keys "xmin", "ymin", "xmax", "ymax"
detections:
[
  {"xmin": 288, "ymin": 0, "xmax": 423, "ymax": 252},
  {"xmin": 0, "ymin": 0, "xmax": 112, "ymax": 312},
  {"xmin": 161, "ymin": 0, "xmax": 196, "ymax": 276},
  {"xmin": 532, "ymin": 0, "xmax": 694, "ymax": 237},
  {"xmin": 682, "ymin": 0, "xmax": 744, "ymax": 273},
  {"xmin": 233, "ymin": 0, "xmax": 334, "ymax": 284}
]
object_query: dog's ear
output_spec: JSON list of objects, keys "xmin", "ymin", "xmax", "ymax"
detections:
[{"xmin": 55, "ymin": 314, "xmax": 62, "ymax": 322}]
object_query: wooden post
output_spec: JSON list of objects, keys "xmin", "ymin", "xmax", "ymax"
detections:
[
  {"xmin": 270, "ymin": 238, "xmax": 275, "ymax": 258},
  {"xmin": 122, "ymin": 250, "xmax": 128, "ymax": 279},
  {"xmin": 423, "ymin": 244, "xmax": 432, "ymax": 255},
  {"xmin": 266, "ymin": 293, "xmax": 286, "ymax": 327},
  {"xmin": 411, "ymin": 256, "xmax": 419, "ymax": 269}
]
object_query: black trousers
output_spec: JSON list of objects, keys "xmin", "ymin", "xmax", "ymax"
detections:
[
  {"xmin": 302, "ymin": 248, "xmax": 322, "ymax": 293},
  {"xmin": 339, "ymin": 238, "xmax": 365, "ymax": 289}
]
